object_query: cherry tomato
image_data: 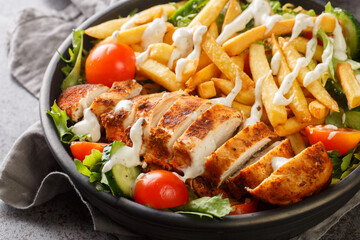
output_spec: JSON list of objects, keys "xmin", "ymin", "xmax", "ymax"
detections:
[
  {"xmin": 229, "ymin": 199, "xmax": 258, "ymax": 215},
  {"xmin": 85, "ymin": 42, "xmax": 136, "ymax": 87},
  {"xmin": 70, "ymin": 142, "xmax": 107, "ymax": 161},
  {"xmin": 134, "ymin": 170, "xmax": 189, "ymax": 209},
  {"xmin": 305, "ymin": 125, "xmax": 360, "ymax": 155}
]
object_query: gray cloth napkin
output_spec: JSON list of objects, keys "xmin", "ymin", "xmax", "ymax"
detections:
[{"xmin": 1, "ymin": 0, "xmax": 359, "ymax": 239}]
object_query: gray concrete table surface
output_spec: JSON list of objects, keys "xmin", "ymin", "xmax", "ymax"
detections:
[{"xmin": 0, "ymin": 0, "xmax": 359, "ymax": 239}]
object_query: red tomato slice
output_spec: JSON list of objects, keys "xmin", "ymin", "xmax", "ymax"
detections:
[
  {"xmin": 134, "ymin": 170, "xmax": 189, "ymax": 209},
  {"xmin": 85, "ymin": 42, "xmax": 136, "ymax": 87},
  {"xmin": 70, "ymin": 142, "xmax": 107, "ymax": 161},
  {"xmin": 229, "ymin": 200, "xmax": 258, "ymax": 215},
  {"xmin": 305, "ymin": 125, "xmax": 360, "ymax": 155}
]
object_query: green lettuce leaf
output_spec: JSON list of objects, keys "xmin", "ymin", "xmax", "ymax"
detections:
[
  {"xmin": 317, "ymin": 28, "xmax": 336, "ymax": 80},
  {"xmin": 168, "ymin": 0, "xmax": 210, "ymax": 27},
  {"xmin": 74, "ymin": 159, "xmax": 92, "ymax": 177},
  {"xmin": 59, "ymin": 29, "xmax": 86, "ymax": 90},
  {"xmin": 174, "ymin": 195, "xmax": 232, "ymax": 218},
  {"xmin": 83, "ymin": 149, "xmax": 103, "ymax": 169},
  {"xmin": 46, "ymin": 101, "xmax": 86, "ymax": 144}
]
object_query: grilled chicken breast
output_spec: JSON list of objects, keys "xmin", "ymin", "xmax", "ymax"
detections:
[
  {"xmin": 90, "ymin": 80, "xmax": 142, "ymax": 119},
  {"xmin": 203, "ymin": 122, "xmax": 278, "ymax": 187},
  {"xmin": 145, "ymin": 96, "xmax": 212, "ymax": 169},
  {"xmin": 171, "ymin": 104, "xmax": 244, "ymax": 179},
  {"xmin": 232, "ymin": 139, "xmax": 294, "ymax": 189},
  {"xmin": 247, "ymin": 142, "xmax": 333, "ymax": 205},
  {"xmin": 57, "ymin": 84, "xmax": 109, "ymax": 122}
]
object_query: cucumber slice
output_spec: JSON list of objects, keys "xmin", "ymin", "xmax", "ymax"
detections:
[
  {"xmin": 106, "ymin": 164, "xmax": 141, "ymax": 197},
  {"xmin": 334, "ymin": 8, "xmax": 360, "ymax": 60}
]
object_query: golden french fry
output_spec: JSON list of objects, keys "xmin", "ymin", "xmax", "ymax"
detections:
[
  {"xmin": 137, "ymin": 58, "xmax": 184, "ymax": 91},
  {"xmin": 133, "ymin": 4, "xmax": 176, "ymax": 25},
  {"xmin": 181, "ymin": 59, "xmax": 199, "ymax": 83},
  {"xmin": 223, "ymin": 15, "xmax": 336, "ymax": 56},
  {"xmin": 286, "ymin": 133, "xmax": 306, "ymax": 155},
  {"xmin": 116, "ymin": 22, "xmax": 172, "ymax": 45},
  {"xmin": 186, "ymin": 63, "xmax": 220, "ymax": 91},
  {"xmin": 308, "ymin": 100, "xmax": 329, "ymax": 119},
  {"xmin": 95, "ymin": 36, "xmax": 114, "ymax": 47},
  {"xmin": 197, "ymin": 51, "xmax": 212, "ymax": 70},
  {"xmin": 148, "ymin": 43, "xmax": 174, "ymax": 65},
  {"xmin": 275, "ymin": 116, "xmax": 325, "ymax": 136},
  {"xmin": 279, "ymin": 38, "xmax": 339, "ymax": 112},
  {"xmin": 188, "ymin": 0, "xmax": 229, "ymax": 29},
  {"xmin": 163, "ymin": 26, "xmax": 175, "ymax": 45},
  {"xmin": 212, "ymin": 78, "xmax": 254, "ymax": 105},
  {"xmin": 85, "ymin": 17, "xmax": 130, "ymax": 39},
  {"xmin": 222, "ymin": 0, "xmax": 242, "ymax": 31},
  {"xmin": 249, "ymin": 43, "xmax": 287, "ymax": 127},
  {"xmin": 336, "ymin": 62, "xmax": 360, "ymax": 109},
  {"xmin": 231, "ymin": 54, "xmax": 246, "ymax": 71},
  {"xmin": 130, "ymin": 43, "xmax": 143, "ymax": 53},
  {"xmin": 231, "ymin": 101, "xmax": 251, "ymax": 117},
  {"xmin": 197, "ymin": 81, "xmax": 217, "ymax": 99},
  {"xmin": 271, "ymin": 35, "xmax": 311, "ymax": 123},
  {"xmin": 287, "ymin": 37, "xmax": 323, "ymax": 62},
  {"xmin": 208, "ymin": 22, "xmax": 219, "ymax": 38},
  {"xmin": 201, "ymin": 32, "xmax": 255, "ymax": 104}
]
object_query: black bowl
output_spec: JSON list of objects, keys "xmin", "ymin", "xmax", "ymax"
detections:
[{"xmin": 39, "ymin": 0, "xmax": 360, "ymax": 239}]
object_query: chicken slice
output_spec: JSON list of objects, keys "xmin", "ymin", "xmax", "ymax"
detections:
[
  {"xmin": 234, "ymin": 139, "xmax": 294, "ymax": 189},
  {"xmin": 57, "ymin": 84, "xmax": 109, "ymax": 122},
  {"xmin": 144, "ymin": 96, "xmax": 212, "ymax": 169},
  {"xmin": 247, "ymin": 142, "xmax": 333, "ymax": 205},
  {"xmin": 90, "ymin": 80, "xmax": 142, "ymax": 119},
  {"xmin": 202, "ymin": 122, "xmax": 279, "ymax": 187},
  {"xmin": 171, "ymin": 104, "xmax": 244, "ymax": 179},
  {"xmin": 101, "ymin": 94, "xmax": 155, "ymax": 142}
]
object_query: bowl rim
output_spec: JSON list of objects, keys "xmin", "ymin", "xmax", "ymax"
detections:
[{"xmin": 39, "ymin": 0, "xmax": 360, "ymax": 233}]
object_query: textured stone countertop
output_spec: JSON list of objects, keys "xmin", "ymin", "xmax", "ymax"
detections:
[{"xmin": 0, "ymin": 0, "xmax": 359, "ymax": 239}]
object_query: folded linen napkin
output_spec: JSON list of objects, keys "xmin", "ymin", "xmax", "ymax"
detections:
[{"xmin": 1, "ymin": 0, "xmax": 359, "ymax": 239}]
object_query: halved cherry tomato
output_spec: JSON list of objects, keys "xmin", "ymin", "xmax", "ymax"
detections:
[
  {"xmin": 134, "ymin": 170, "xmax": 189, "ymax": 209},
  {"xmin": 85, "ymin": 42, "xmax": 136, "ymax": 87},
  {"xmin": 229, "ymin": 199, "xmax": 258, "ymax": 215},
  {"xmin": 70, "ymin": 142, "xmax": 107, "ymax": 161},
  {"xmin": 305, "ymin": 125, "xmax": 360, "ymax": 155}
]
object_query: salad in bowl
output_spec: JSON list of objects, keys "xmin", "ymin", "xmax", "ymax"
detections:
[{"xmin": 43, "ymin": 0, "xmax": 360, "ymax": 238}]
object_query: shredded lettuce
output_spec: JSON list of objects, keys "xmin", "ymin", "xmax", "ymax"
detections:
[
  {"xmin": 58, "ymin": 29, "xmax": 86, "ymax": 90},
  {"xmin": 317, "ymin": 28, "xmax": 336, "ymax": 80},
  {"xmin": 46, "ymin": 101, "xmax": 86, "ymax": 144},
  {"xmin": 174, "ymin": 195, "xmax": 232, "ymax": 218},
  {"xmin": 168, "ymin": 0, "xmax": 209, "ymax": 27}
]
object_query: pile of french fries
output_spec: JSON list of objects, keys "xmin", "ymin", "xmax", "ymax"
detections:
[{"xmin": 84, "ymin": 0, "xmax": 360, "ymax": 154}]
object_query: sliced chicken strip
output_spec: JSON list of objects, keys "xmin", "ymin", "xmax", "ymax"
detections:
[
  {"xmin": 247, "ymin": 142, "xmax": 333, "ymax": 205},
  {"xmin": 57, "ymin": 84, "xmax": 109, "ymax": 122},
  {"xmin": 145, "ymin": 96, "xmax": 212, "ymax": 169},
  {"xmin": 90, "ymin": 80, "xmax": 142, "ymax": 119},
  {"xmin": 202, "ymin": 122, "xmax": 278, "ymax": 187},
  {"xmin": 234, "ymin": 139, "xmax": 294, "ymax": 189},
  {"xmin": 101, "ymin": 94, "xmax": 158, "ymax": 142},
  {"xmin": 171, "ymin": 104, "xmax": 244, "ymax": 179}
]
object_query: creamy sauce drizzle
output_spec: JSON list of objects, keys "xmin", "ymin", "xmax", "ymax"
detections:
[
  {"xmin": 114, "ymin": 99, "xmax": 133, "ymax": 112},
  {"xmin": 120, "ymin": 14, "xmax": 139, "ymax": 32},
  {"xmin": 324, "ymin": 124, "xmax": 338, "ymax": 130},
  {"xmin": 141, "ymin": 16, "xmax": 167, "ymax": 50},
  {"xmin": 175, "ymin": 26, "xmax": 207, "ymax": 82},
  {"xmin": 210, "ymin": 72, "xmax": 242, "ymax": 107},
  {"xmin": 244, "ymin": 71, "xmax": 271, "ymax": 127},
  {"xmin": 328, "ymin": 131, "xmax": 337, "ymax": 140},
  {"xmin": 168, "ymin": 27, "xmax": 194, "ymax": 69},
  {"xmin": 271, "ymin": 51, "xmax": 281, "ymax": 75},
  {"xmin": 217, "ymin": 0, "xmax": 283, "ymax": 45},
  {"xmin": 102, "ymin": 118, "xmax": 144, "ymax": 172},
  {"xmin": 72, "ymin": 108, "xmax": 101, "ymax": 142},
  {"xmin": 272, "ymin": 156, "xmax": 292, "ymax": 172}
]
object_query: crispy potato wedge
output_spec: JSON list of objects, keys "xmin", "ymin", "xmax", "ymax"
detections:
[
  {"xmin": 308, "ymin": 100, "xmax": 329, "ymax": 119},
  {"xmin": 198, "ymin": 81, "xmax": 217, "ymax": 99},
  {"xmin": 336, "ymin": 62, "xmax": 360, "ymax": 109}
]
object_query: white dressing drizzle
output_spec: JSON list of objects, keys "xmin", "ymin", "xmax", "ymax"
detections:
[
  {"xmin": 114, "ymin": 99, "xmax": 133, "ymax": 112},
  {"xmin": 72, "ymin": 108, "xmax": 101, "ymax": 142},
  {"xmin": 328, "ymin": 132, "xmax": 337, "ymax": 140},
  {"xmin": 324, "ymin": 124, "xmax": 338, "ymax": 130},
  {"xmin": 271, "ymin": 51, "xmax": 281, "ymax": 75},
  {"xmin": 141, "ymin": 16, "xmax": 167, "ymax": 50},
  {"xmin": 168, "ymin": 27, "xmax": 194, "ymax": 69},
  {"xmin": 210, "ymin": 72, "xmax": 242, "ymax": 107},
  {"xmin": 244, "ymin": 71, "xmax": 271, "ymax": 127},
  {"xmin": 289, "ymin": 13, "xmax": 314, "ymax": 42},
  {"xmin": 272, "ymin": 156, "xmax": 292, "ymax": 172},
  {"xmin": 216, "ymin": 0, "xmax": 283, "ymax": 45},
  {"xmin": 102, "ymin": 118, "xmax": 144, "ymax": 172},
  {"xmin": 175, "ymin": 26, "xmax": 207, "ymax": 82},
  {"xmin": 120, "ymin": 14, "xmax": 139, "ymax": 32}
]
